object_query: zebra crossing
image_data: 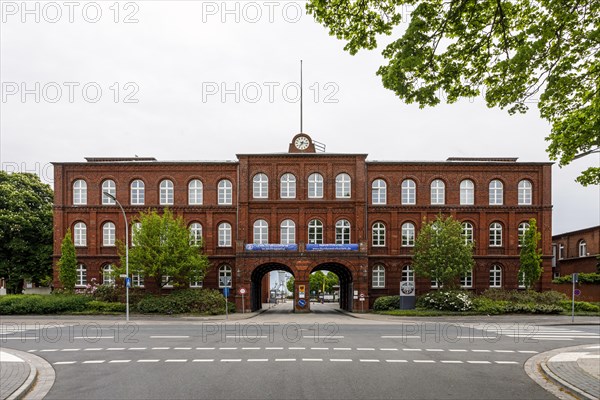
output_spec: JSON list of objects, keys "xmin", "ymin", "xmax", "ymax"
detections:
[{"xmin": 482, "ymin": 326, "xmax": 600, "ymax": 341}]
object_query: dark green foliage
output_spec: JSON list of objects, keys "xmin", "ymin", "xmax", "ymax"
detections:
[
  {"xmin": 0, "ymin": 172, "xmax": 53, "ymax": 293},
  {"xmin": 480, "ymin": 289, "xmax": 567, "ymax": 304},
  {"xmin": 559, "ymin": 301, "xmax": 600, "ymax": 313},
  {"xmin": 519, "ymin": 219, "xmax": 543, "ymax": 289},
  {"xmin": 58, "ymin": 230, "xmax": 77, "ymax": 292},
  {"xmin": 373, "ymin": 295, "xmax": 401, "ymax": 311},
  {"xmin": 552, "ymin": 273, "xmax": 600, "ymax": 284},
  {"xmin": 0, "ymin": 294, "xmax": 92, "ymax": 314},
  {"xmin": 137, "ymin": 289, "xmax": 232, "ymax": 315},
  {"xmin": 93, "ymin": 285, "xmax": 122, "ymax": 302},
  {"xmin": 85, "ymin": 301, "xmax": 127, "ymax": 313}
]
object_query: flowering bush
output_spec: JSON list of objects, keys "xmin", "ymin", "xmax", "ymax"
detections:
[
  {"xmin": 74, "ymin": 278, "xmax": 99, "ymax": 296},
  {"xmin": 416, "ymin": 290, "xmax": 473, "ymax": 311}
]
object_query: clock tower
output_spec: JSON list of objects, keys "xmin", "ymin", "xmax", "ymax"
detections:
[{"xmin": 289, "ymin": 133, "xmax": 316, "ymax": 153}]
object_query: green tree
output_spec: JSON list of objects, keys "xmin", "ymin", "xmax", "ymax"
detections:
[
  {"xmin": 519, "ymin": 218, "xmax": 543, "ymax": 289},
  {"xmin": 122, "ymin": 208, "xmax": 210, "ymax": 291},
  {"xmin": 58, "ymin": 229, "xmax": 77, "ymax": 292},
  {"xmin": 0, "ymin": 172, "xmax": 53, "ymax": 294},
  {"xmin": 307, "ymin": 0, "xmax": 600, "ymax": 185},
  {"xmin": 286, "ymin": 276, "xmax": 295, "ymax": 293},
  {"xmin": 413, "ymin": 214, "xmax": 475, "ymax": 288}
]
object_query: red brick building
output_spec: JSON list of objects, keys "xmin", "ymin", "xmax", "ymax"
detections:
[
  {"xmin": 52, "ymin": 133, "xmax": 554, "ymax": 312},
  {"xmin": 552, "ymin": 226, "xmax": 599, "ymax": 277}
]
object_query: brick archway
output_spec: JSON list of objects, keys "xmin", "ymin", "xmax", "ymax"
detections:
[
  {"xmin": 309, "ymin": 262, "xmax": 354, "ymax": 312},
  {"xmin": 250, "ymin": 262, "xmax": 294, "ymax": 311}
]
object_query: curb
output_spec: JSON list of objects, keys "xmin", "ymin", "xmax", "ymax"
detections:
[{"xmin": 2, "ymin": 348, "xmax": 55, "ymax": 400}]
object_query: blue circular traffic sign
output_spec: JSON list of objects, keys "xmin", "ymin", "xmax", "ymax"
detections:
[{"xmin": 298, "ymin": 299, "xmax": 306, "ymax": 307}]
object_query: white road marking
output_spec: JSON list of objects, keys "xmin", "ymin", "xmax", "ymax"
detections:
[
  {"xmin": 386, "ymin": 360, "xmax": 407, "ymax": 363},
  {"xmin": 220, "ymin": 347, "xmax": 238, "ymax": 350},
  {"xmin": 441, "ymin": 360, "xmax": 463, "ymax": 364},
  {"xmin": 82, "ymin": 360, "xmax": 105, "ymax": 364},
  {"xmin": 467, "ymin": 361, "xmax": 491, "ymax": 364},
  {"xmin": 128, "ymin": 348, "xmax": 147, "ymax": 350},
  {"xmin": 275, "ymin": 358, "xmax": 296, "ymax": 362},
  {"xmin": 449, "ymin": 349, "xmax": 467, "ymax": 352},
  {"xmin": 242, "ymin": 347, "xmax": 260, "ymax": 350},
  {"xmin": 109, "ymin": 360, "xmax": 131, "ymax": 363},
  {"xmin": 137, "ymin": 360, "xmax": 159, "ymax": 363},
  {"xmin": 152, "ymin": 347, "xmax": 169, "ymax": 350},
  {"xmin": 289, "ymin": 347, "xmax": 306, "ymax": 350},
  {"xmin": 494, "ymin": 350, "xmax": 515, "ymax": 353},
  {"xmin": 360, "ymin": 359, "xmax": 380, "ymax": 363},
  {"xmin": 425, "ymin": 349, "xmax": 443, "ymax": 352},
  {"xmin": 495, "ymin": 361, "xmax": 519, "ymax": 364},
  {"xmin": 84, "ymin": 348, "xmax": 103, "ymax": 351},
  {"xmin": 174, "ymin": 347, "xmax": 192, "ymax": 350},
  {"xmin": 1, "ymin": 338, "xmax": 40, "ymax": 340},
  {"xmin": 27, "ymin": 350, "xmax": 37, "ymax": 352},
  {"xmin": 248, "ymin": 359, "xmax": 269, "ymax": 362},
  {"xmin": 150, "ymin": 336, "xmax": 189, "ymax": 339},
  {"xmin": 192, "ymin": 359, "xmax": 214, "ymax": 362},
  {"xmin": 380, "ymin": 348, "xmax": 398, "ymax": 351},
  {"xmin": 61, "ymin": 348, "xmax": 80, "ymax": 352},
  {"xmin": 265, "ymin": 347, "xmax": 283, "ymax": 350},
  {"xmin": 518, "ymin": 350, "xmax": 538, "ymax": 354},
  {"xmin": 165, "ymin": 359, "xmax": 187, "ymax": 363},
  {"xmin": 196, "ymin": 347, "xmax": 215, "ymax": 350},
  {"xmin": 333, "ymin": 348, "xmax": 351, "ymax": 351},
  {"xmin": 54, "ymin": 361, "xmax": 76, "ymax": 365},
  {"xmin": 221, "ymin": 359, "xmax": 242, "ymax": 362},
  {"xmin": 40, "ymin": 349, "xmax": 59, "ymax": 352},
  {"xmin": 413, "ymin": 360, "xmax": 435, "ymax": 363},
  {"xmin": 311, "ymin": 347, "xmax": 329, "ymax": 350},
  {"xmin": 472, "ymin": 350, "xmax": 491, "ymax": 353},
  {"xmin": 403, "ymin": 349, "xmax": 422, "ymax": 352},
  {"xmin": 302, "ymin": 358, "xmax": 323, "ymax": 362},
  {"xmin": 330, "ymin": 359, "xmax": 352, "ymax": 362},
  {"xmin": 107, "ymin": 348, "xmax": 125, "ymax": 351},
  {"xmin": 357, "ymin": 348, "xmax": 375, "ymax": 351}
]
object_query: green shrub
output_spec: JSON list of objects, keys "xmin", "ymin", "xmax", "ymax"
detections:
[
  {"xmin": 552, "ymin": 273, "xmax": 600, "ymax": 284},
  {"xmin": 373, "ymin": 296, "xmax": 401, "ymax": 311},
  {"xmin": 479, "ymin": 289, "xmax": 567, "ymax": 305},
  {"xmin": 86, "ymin": 301, "xmax": 126, "ymax": 313},
  {"xmin": 472, "ymin": 298, "xmax": 507, "ymax": 315},
  {"xmin": 93, "ymin": 285, "xmax": 122, "ymax": 302},
  {"xmin": 0, "ymin": 294, "xmax": 92, "ymax": 314},
  {"xmin": 559, "ymin": 300, "xmax": 600, "ymax": 313},
  {"xmin": 416, "ymin": 290, "xmax": 473, "ymax": 311},
  {"xmin": 136, "ymin": 289, "xmax": 229, "ymax": 315}
]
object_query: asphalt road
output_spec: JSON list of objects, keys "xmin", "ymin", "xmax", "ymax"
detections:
[{"xmin": 2, "ymin": 304, "xmax": 599, "ymax": 399}]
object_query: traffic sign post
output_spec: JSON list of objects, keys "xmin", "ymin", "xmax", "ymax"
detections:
[
  {"xmin": 571, "ymin": 273, "xmax": 578, "ymax": 323},
  {"xmin": 223, "ymin": 287, "xmax": 230, "ymax": 320},
  {"xmin": 239, "ymin": 288, "xmax": 246, "ymax": 314}
]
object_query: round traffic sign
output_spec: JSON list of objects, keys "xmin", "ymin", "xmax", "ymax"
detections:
[
  {"xmin": 574, "ymin": 289, "xmax": 581, "ymax": 296},
  {"xmin": 359, "ymin": 293, "xmax": 365, "ymax": 298},
  {"xmin": 239, "ymin": 288, "xmax": 247, "ymax": 295},
  {"xmin": 298, "ymin": 299, "xmax": 307, "ymax": 307}
]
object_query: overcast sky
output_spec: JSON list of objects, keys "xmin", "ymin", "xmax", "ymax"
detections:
[{"xmin": 1, "ymin": 1, "xmax": 598, "ymax": 235}]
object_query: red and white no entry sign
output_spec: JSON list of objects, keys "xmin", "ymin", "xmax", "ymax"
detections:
[{"xmin": 239, "ymin": 288, "xmax": 247, "ymax": 295}]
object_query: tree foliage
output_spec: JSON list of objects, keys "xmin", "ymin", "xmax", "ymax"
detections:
[
  {"xmin": 307, "ymin": 0, "xmax": 600, "ymax": 185},
  {"xmin": 519, "ymin": 218, "xmax": 543, "ymax": 289},
  {"xmin": 0, "ymin": 172, "xmax": 53, "ymax": 293},
  {"xmin": 122, "ymin": 209, "xmax": 210, "ymax": 291},
  {"xmin": 58, "ymin": 229, "xmax": 78, "ymax": 292},
  {"xmin": 286, "ymin": 272, "xmax": 340, "ymax": 294},
  {"xmin": 413, "ymin": 214, "xmax": 475, "ymax": 288}
]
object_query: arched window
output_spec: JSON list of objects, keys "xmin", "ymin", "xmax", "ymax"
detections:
[
  {"xmin": 461, "ymin": 222, "xmax": 474, "ymax": 244},
  {"xmin": 489, "ymin": 265, "xmax": 502, "ymax": 288},
  {"xmin": 372, "ymin": 179, "xmax": 387, "ymax": 205},
  {"xmin": 76, "ymin": 264, "xmax": 87, "ymax": 287},
  {"xmin": 489, "ymin": 180, "xmax": 503, "ymax": 205},
  {"xmin": 372, "ymin": 265, "xmax": 385, "ymax": 288},
  {"xmin": 280, "ymin": 173, "xmax": 296, "ymax": 199},
  {"xmin": 188, "ymin": 179, "xmax": 203, "ymax": 205},
  {"xmin": 159, "ymin": 179, "xmax": 174, "ymax": 205},
  {"xmin": 189, "ymin": 222, "xmax": 202, "ymax": 246},
  {"xmin": 219, "ymin": 265, "xmax": 232, "ymax": 288},
  {"xmin": 460, "ymin": 180, "xmax": 474, "ymax": 205},
  {"xmin": 253, "ymin": 219, "xmax": 269, "ymax": 244},
  {"xmin": 460, "ymin": 269, "xmax": 473, "ymax": 288},
  {"xmin": 130, "ymin": 180, "xmax": 145, "ymax": 205},
  {"xmin": 308, "ymin": 173, "xmax": 324, "ymax": 198},
  {"xmin": 101, "ymin": 180, "xmax": 116, "ymax": 205},
  {"xmin": 401, "ymin": 179, "xmax": 416, "ymax": 205},
  {"xmin": 401, "ymin": 222, "xmax": 415, "ymax": 247},
  {"xmin": 402, "ymin": 265, "xmax": 414, "ymax": 282},
  {"xmin": 579, "ymin": 240, "xmax": 587, "ymax": 257},
  {"xmin": 518, "ymin": 180, "xmax": 532, "ymax": 205},
  {"xmin": 73, "ymin": 222, "xmax": 87, "ymax": 247},
  {"xmin": 518, "ymin": 222, "xmax": 530, "ymax": 247},
  {"xmin": 372, "ymin": 222, "xmax": 386, "ymax": 247},
  {"xmin": 103, "ymin": 264, "xmax": 115, "ymax": 286},
  {"xmin": 308, "ymin": 219, "xmax": 323, "ymax": 244},
  {"xmin": 430, "ymin": 179, "xmax": 445, "ymax": 205},
  {"xmin": 253, "ymin": 173, "xmax": 269, "ymax": 199},
  {"xmin": 103, "ymin": 222, "xmax": 116, "ymax": 246},
  {"xmin": 489, "ymin": 222, "xmax": 503, "ymax": 246},
  {"xmin": 336, "ymin": 173, "xmax": 351, "ymax": 198},
  {"xmin": 218, "ymin": 180, "xmax": 233, "ymax": 205},
  {"xmin": 335, "ymin": 219, "xmax": 351, "ymax": 244},
  {"xmin": 218, "ymin": 222, "xmax": 232, "ymax": 247},
  {"xmin": 73, "ymin": 180, "xmax": 87, "ymax": 205},
  {"xmin": 280, "ymin": 219, "xmax": 296, "ymax": 245},
  {"xmin": 131, "ymin": 222, "xmax": 141, "ymax": 246}
]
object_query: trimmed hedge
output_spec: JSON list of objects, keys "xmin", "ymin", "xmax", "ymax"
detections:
[
  {"xmin": 552, "ymin": 273, "xmax": 600, "ymax": 284},
  {"xmin": 373, "ymin": 296, "xmax": 401, "ymax": 311},
  {"xmin": 479, "ymin": 289, "xmax": 568, "ymax": 304},
  {"xmin": 137, "ymin": 289, "xmax": 234, "ymax": 315},
  {"xmin": 559, "ymin": 300, "xmax": 600, "ymax": 313},
  {"xmin": 0, "ymin": 294, "xmax": 125, "ymax": 314}
]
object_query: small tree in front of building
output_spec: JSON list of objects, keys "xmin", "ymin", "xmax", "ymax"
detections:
[
  {"xmin": 122, "ymin": 208, "xmax": 210, "ymax": 292},
  {"xmin": 58, "ymin": 229, "xmax": 77, "ymax": 292},
  {"xmin": 519, "ymin": 218, "xmax": 543, "ymax": 289},
  {"xmin": 413, "ymin": 215, "xmax": 475, "ymax": 289}
]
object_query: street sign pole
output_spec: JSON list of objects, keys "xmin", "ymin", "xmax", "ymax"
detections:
[
  {"xmin": 242, "ymin": 293, "xmax": 245, "ymax": 314},
  {"xmin": 571, "ymin": 273, "xmax": 578, "ymax": 323}
]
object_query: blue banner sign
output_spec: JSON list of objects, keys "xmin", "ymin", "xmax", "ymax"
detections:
[
  {"xmin": 306, "ymin": 244, "xmax": 359, "ymax": 251},
  {"xmin": 245, "ymin": 244, "xmax": 298, "ymax": 251}
]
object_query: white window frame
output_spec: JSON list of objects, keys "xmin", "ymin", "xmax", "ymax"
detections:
[
  {"xmin": 102, "ymin": 180, "xmax": 116, "ymax": 205},
  {"xmin": 132, "ymin": 273, "xmax": 144, "ymax": 288},
  {"xmin": 460, "ymin": 269, "xmax": 473, "ymax": 288},
  {"xmin": 372, "ymin": 179, "xmax": 387, "ymax": 205},
  {"xmin": 335, "ymin": 219, "xmax": 351, "ymax": 244},
  {"xmin": 280, "ymin": 173, "xmax": 296, "ymax": 199},
  {"xmin": 253, "ymin": 219, "xmax": 269, "ymax": 244},
  {"xmin": 579, "ymin": 240, "xmax": 587, "ymax": 257},
  {"xmin": 308, "ymin": 219, "xmax": 323, "ymax": 244},
  {"xmin": 73, "ymin": 180, "xmax": 87, "ymax": 205},
  {"xmin": 162, "ymin": 275, "xmax": 173, "ymax": 288},
  {"xmin": 308, "ymin": 173, "xmax": 324, "ymax": 199},
  {"xmin": 460, "ymin": 179, "xmax": 474, "ymax": 205},
  {"xmin": 103, "ymin": 264, "xmax": 115, "ymax": 286},
  {"xmin": 372, "ymin": 265, "xmax": 385, "ymax": 288},
  {"xmin": 402, "ymin": 266, "xmax": 414, "ymax": 282},
  {"xmin": 189, "ymin": 222, "xmax": 202, "ymax": 246},
  {"xmin": 489, "ymin": 222, "xmax": 503, "ymax": 247},
  {"xmin": 372, "ymin": 222, "xmax": 386, "ymax": 247},
  {"xmin": 489, "ymin": 180, "xmax": 503, "ymax": 205},
  {"xmin": 188, "ymin": 179, "xmax": 203, "ymax": 205},
  {"xmin": 253, "ymin": 173, "xmax": 269, "ymax": 199},
  {"xmin": 489, "ymin": 265, "xmax": 502, "ymax": 288},
  {"xmin": 74, "ymin": 222, "xmax": 87, "ymax": 247},
  {"xmin": 518, "ymin": 222, "xmax": 530, "ymax": 247},
  {"xmin": 159, "ymin": 180, "xmax": 174, "ymax": 205},
  {"xmin": 518, "ymin": 180, "xmax": 532, "ymax": 205},
  {"xmin": 103, "ymin": 222, "xmax": 116, "ymax": 246},
  {"xmin": 518, "ymin": 271, "xmax": 526, "ymax": 289},
  {"xmin": 218, "ymin": 222, "xmax": 232, "ymax": 247},
  {"xmin": 559, "ymin": 244, "xmax": 564, "ymax": 259},
  {"xmin": 336, "ymin": 173, "xmax": 351, "ymax": 198},
  {"xmin": 218, "ymin": 180, "xmax": 233, "ymax": 205},
  {"xmin": 219, "ymin": 265, "xmax": 232, "ymax": 288},
  {"xmin": 461, "ymin": 222, "xmax": 474, "ymax": 244},
  {"xmin": 430, "ymin": 179, "xmax": 445, "ymax": 205},
  {"xmin": 401, "ymin": 222, "xmax": 415, "ymax": 247},
  {"xmin": 76, "ymin": 264, "xmax": 87, "ymax": 287},
  {"xmin": 280, "ymin": 219, "xmax": 296, "ymax": 245},
  {"xmin": 401, "ymin": 179, "xmax": 416, "ymax": 205},
  {"xmin": 130, "ymin": 180, "xmax": 145, "ymax": 205}
]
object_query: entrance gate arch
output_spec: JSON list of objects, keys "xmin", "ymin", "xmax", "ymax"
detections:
[
  {"xmin": 250, "ymin": 263, "xmax": 294, "ymax": 312},
  {"xmin": 309, "ymin": 262, "xmax": 354, "ymax": 312}
]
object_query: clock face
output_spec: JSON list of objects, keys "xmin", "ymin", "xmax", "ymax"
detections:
[{"xmin": 294, "ymin": 136, "xmax": 310, "ymax": 150}]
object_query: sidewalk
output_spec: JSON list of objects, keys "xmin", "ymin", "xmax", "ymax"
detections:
[
  {"xmin": 0, "ymin": 348, "xmax": 54, "ymax": 400},
  {"xmin": 526, "ymin": 344, "xmax": 600, "ymax": 400}
]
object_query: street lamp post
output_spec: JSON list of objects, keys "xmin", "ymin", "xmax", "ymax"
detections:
[{"xmin": 103, "ymin": 192, "xmax": 129, "ymax": 322}]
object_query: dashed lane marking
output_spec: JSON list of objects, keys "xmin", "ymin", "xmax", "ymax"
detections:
[
  {"xmin": 247, "ymin": 359, "xmax": 268, "ymax": 362},
  {"xmin": 220, "ymin": 359, "xmax": 242, "ymax": 362},
  {"xmin": 150, "ymin": 336, "xmax": 190, "ymax": 339},
  {"xmin": 302, "ymin": 358, "xmax": 323, "ymax": 362},
  {"xmin": 333, "ymin": 348, "xmax": 351, "ymax": 351},
  {"xmin": 137, "ymin": 360, "xmax": 159, "ymax": 363},
  {"xmin": 425, "ymin": 349, "xmax": 443, "ymax": 352},
  {"xmin": 360, "ymin": 359, "xmax": 380, "ymax": 363},
  {"xmin": 357, "ymin": 348, "xmax": 375, "ymax": 351},
  {"xmin": 413, "ymin": 360, "xmax": 435, "ymax": 363},
  {"xmin": 174, "ymin": 347, "xmax": 192, "ymax": 350},
  {"xmin": 196, "ymin": 347, "xmax": 215, "ymax": 350},
  {"xmin": 53, "ymin": 361, "xmax": 76, "ymax": 365},
  {"xmin": 275, "ymin": 358, "xmax": 296, "ymax": 362},
  {"xmin": 192, "ymin": 359, "xmax": 214, "ymax": 362},
  {"xmin": 265, "ymin": 347, "xmax": 283, "ymax": 350},
  {"xmin": 289, "ymin": 347, "xmax": 306, "ymax": 350},
  {"xmin": 495, "ymin": 361, "xmax": 519, "ymax": 364},
  {"xmin": 330, "ymin": 359, "xmax": 352, "ymax": 362},
  {"xmin": 61, "ymin": 349, "xmax": 80, "ymax": 352},
  {"xmin": 152, "ymin": 347, "xmax": 169, "ymax": 350},
  {"xmin": 380, "ymin": 348, "xmax": 398, "ymax": 351},
  {"xmin": 109, "ymin": 360, "xmax": 131, "ymax": 363},
  {"xmin": 441, "ymin": 360, "xmax": 463, "ymax": 364},
  {"xmin": 385, "ymin": 360, "xmax": 407, "ymax": 363},
  {"xmin": 242, "ymin": 347, "xmax": 260, "ymax": 350},
  {"xmin": 165, "ymin": 359, "xmax": 187, "ymax": 363},
  {"xmin": 467, "ymin": 361, "xmax": 491, "ymax": 364},
  {"xmin": 82, "ymin": 360, "xmax": 105, "ymax": 364}
]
